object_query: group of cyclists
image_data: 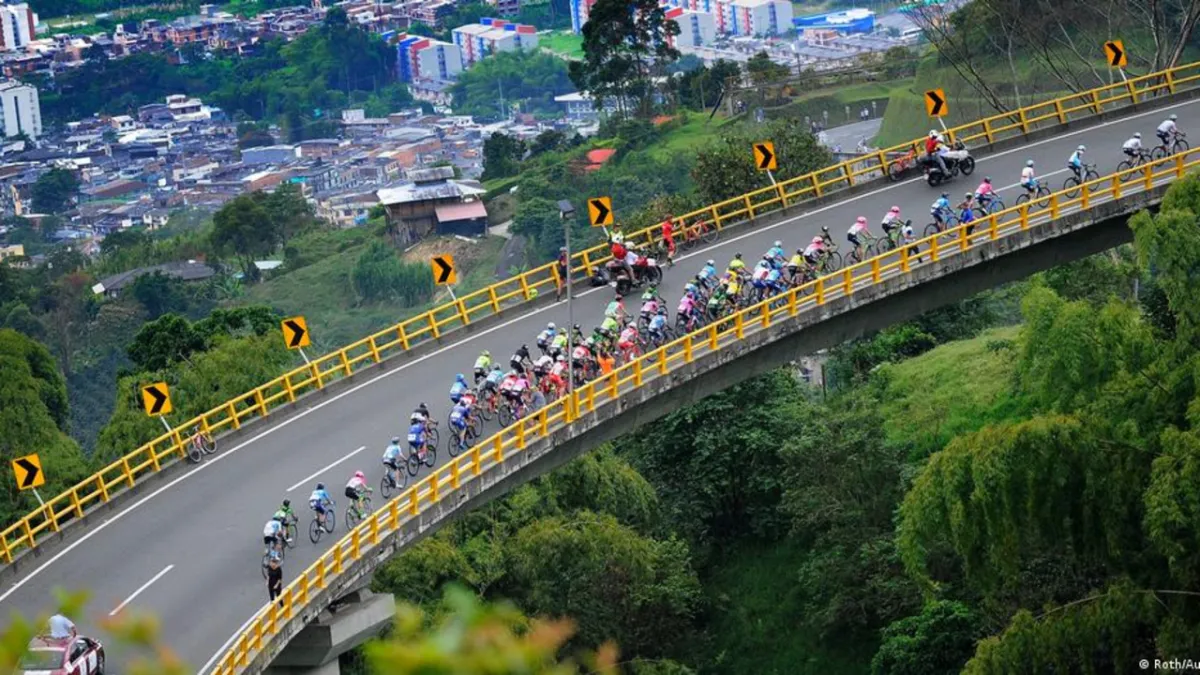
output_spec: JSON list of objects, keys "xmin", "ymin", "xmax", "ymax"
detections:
[{"xmin": 256, "ymin": 113, "xmax": 1192, "ymax": 573}]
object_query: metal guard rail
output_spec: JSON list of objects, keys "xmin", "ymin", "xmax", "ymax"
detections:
[
  {"xmin": 210, "ymin": 144, "xmax": 1200, "ymax": 674},
  {"xmin": 3, "ymin": 61, "xmax": 1200, "ymax": 565}
]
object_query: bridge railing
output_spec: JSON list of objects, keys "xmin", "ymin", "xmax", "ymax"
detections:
[
  {"xmin": 4, "ymin": 60, "xmax": 1200, "ymax": 566},
  {"xmin": 210, "ymin": 140, "xmax": 1200, "ymax": 675}
]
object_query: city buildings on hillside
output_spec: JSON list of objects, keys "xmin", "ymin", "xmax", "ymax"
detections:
[
  {"xmin": 664, "ymin": 0, "xmax": 793, "ymax": 36},
  {"xmin": 0, "ymin": 79, "xmax": 39, "ymax": 138},
  {"xmin": 451, "ymin": 19, "xmax": 538, "ymax": 67},
  {"xmin": 396, "ymin": 34, "xmax": 464, "ymax": 83},
  {"xmin": 665, "ymin": 7, "xmax": 717, "ymax": 47},
  {"xmin": 0, "ymin": 2, "xmax": 36, "ymax": 52}
]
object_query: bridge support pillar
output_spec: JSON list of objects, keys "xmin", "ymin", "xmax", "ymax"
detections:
[{"xmin": 264, "ymin": 590, "xmax": 394, "ymax": 674}]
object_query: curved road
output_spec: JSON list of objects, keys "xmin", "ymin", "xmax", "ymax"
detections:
[{"xmin": 2, "ymin": 100, "xmax": 1195, "ymax": 672}]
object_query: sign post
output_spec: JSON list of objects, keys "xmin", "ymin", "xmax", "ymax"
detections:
[
  {"xmin": 1105, "ymin": 40, "xmax": 1128, "ymax": 82},
  {"xmin": 140, "ymin": 382, "xmax": 174, "ymax": 433},
  {"xmin": 753, "ymin": 141, "xmax": 778, "ymax": 185},
  {"xmin": 924, "ymin": 89, "xmax": 949, "ymax": 132},
  {"xmin": 11, "ymin": 453, "xmax": 46, "ymax": 506},
  {"xmin": 281, "ymin": 316, "xmax": 311, "ymax": 364},
  {"xmin": 432, "ymin": 255, "xmax": 457, "ymax": 300},
  {"xmin": 587, "ymin": 197, "xmax": 614, "ymax": 238}
]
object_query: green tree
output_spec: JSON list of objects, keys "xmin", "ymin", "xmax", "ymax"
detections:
[
  {"xmin": 482, "ymin": 132, "xmax": 526, "ymax": 181},
  {"xmin": 744, "ymin": 51, "xmax": 790, "ymax": 85},
  {"xmin": 129, "ymin": 271, "xmax": 190, "ymax": 319},
  {"xmin": 451, "ymin": 51, "xmax": 575, "ymax": 119},
  {"xmin": 871, "ymin": 601, "xmax": 983, "ymax": 675},
  {"xmin": 126, "ymin": 313, "xmax": 203, "ymax": 372},
  {"xmin": 350, "ymin": 241, "xmax": 433, "ymax": 306},
  {"xmin": 570, "ymin": 0, "xmax": 680, "ymax": 116},
  {"xmin": 0, "ymin": 330, "xmax": 90, "ymax": 525},
  {"xmin": 691, "ymin": 119, "xmax": 831, "ymax": 204},
  {"xmin": 31, "ymin": 168, "xmax": 81, "ymax": 214},
  {"xmin": 211, "ymin": 193, "xmax": 275, "ymax": 280}
]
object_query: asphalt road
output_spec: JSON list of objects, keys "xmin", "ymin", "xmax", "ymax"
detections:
[{"xmin": 2, "ymin": 99, "xmax": 1196, "ymax": 674}]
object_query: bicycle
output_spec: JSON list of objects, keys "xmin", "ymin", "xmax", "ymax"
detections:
[
  {"xmin": 924, "ymin": 208, "xmax": 959, "ymax": 237},
  {"xmin": 379, "ymin": 462, "xmax": 406, "ymax": 499},
  {"xmin": 1062, "ymin": 164, "xmax": 1100, "ymax": 198},
  {"xmin": 874, "ymin": 220, "xmax": 911, "ymax": 253},
  {"xmin": 282, "ymin": 513, "xmax": 298, "ymax": 549},
  {"xmin": 448, "ymin": 415, "xmax": 481, "ymax": 457},
  {"xmin": 186, "ymin": 426, "xmax": 216, "ymax": 463},
  {"xmin": 887, "ymin": 148, "xmax": 919, "ymax": 182},
  {"xmin": 308, "ymin": 500, "xmax": 336, "ymax": 544},
  {"xmin": 680, "ymin": 219, "xmax": 719, "ymax": 250},
  {"xmin": 1117, "ymin": 149, "xmax": 1152, "ymax": 181},
  {"xmin": 1014, "ymin": 183, "xmax": 1052, "ymax": 208},
  {"xmin": 1151, "ymin": 131, "xmax": 1189, "ymax": 159},
  {"xmin": 478, "ymin": 386, "xmax": 499, "ymax": 422},
  {"xmin": 976, "ymin": 193, "xmax": 1005, "ymax": 215},
  {"xmin": 405, "ymin": 441, "xmax": 437, "ymax": 477},
  {"xmin": 344, "ymin": 488, "xmax": 374, "ymax": 529}
]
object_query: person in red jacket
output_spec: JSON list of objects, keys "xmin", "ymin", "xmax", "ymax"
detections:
[{"xmin": 660, "ymin": 216, "xmax": 676, "ymax": 266}]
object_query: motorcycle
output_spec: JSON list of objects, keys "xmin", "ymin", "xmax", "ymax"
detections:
[
  {"xmin": 604, "ymin": 255, "xmax": 664, "ymax": 295},
  {"xmin": 922, "ymin": 140, "xmax": 976, "ymax": 187}
]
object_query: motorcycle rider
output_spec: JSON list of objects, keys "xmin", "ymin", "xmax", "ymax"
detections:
[{"xmin": 925, "ymin": 130, "xmax": 949, "ymax": 176}]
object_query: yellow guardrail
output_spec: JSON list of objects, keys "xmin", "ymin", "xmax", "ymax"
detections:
[
  {"xmin": 3, "ymin": 60, "xmax": 1199, "ymax": 566},
  {"xmin": 211, "ymin": 141, "xmax": 1200, "ymax": 675}
]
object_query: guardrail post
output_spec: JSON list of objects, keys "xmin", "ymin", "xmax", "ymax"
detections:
[
  {"xmin": 430, "ymin": 473, "xmax": 440, "ymax": 503},
  {"xmin": 516, "ymin": 420, "xmax": 527, "ymax": 449},
  {"xmin": 959, "ymin": 224, "xmax": 970, "ymax": 252},
  {"xmin": 988, "ymin": 214, "xmax": 999, "ymax": 240},
  {"xmin": 1126, "ymin": 78, "xmax": 1138, "ymax": 104},
  {"xmin": 983, "ymin": 118, "xmax": 995, "ymax": 143},
  {"xmin": 900, "ymin": 245, "xmax": 911, "ymax": 272},
  {"xmin": 396, "ymin": 324, "xmax": 411, "ymax": 350},
  {"xmin": 843, "ymin": 268, "xmax": 853, "ymax": 295},
  {"xmin": 368, "ymin": 335, "xmax": 382, "ymax": 364},
  {"xmin": 450, "ymin": 460, "xmax": 461, "ymax": 489},
  {"xmin": 871, "ymin": 258, "xmax": 881, "ymax": 284},
  {"xmin": 744, "ymin": 194, "xmax": 755, "ymax": 219},
  {"xmin": 1018, "ymin": 109, "xmax": 1030, "ymax": 135},
  {"xmin": 581, "ymin": 250, "xmax": 594, "ymax": 277},
  {"xmin": 1177, "ymin": 153, "xmax": 1187, "ymax": 177},
  {"xmin": 427, "ymin": 312, "xmax": 441, "ymax": 340},
  {"xmin": 787, "ymin": 290, "xmax": 797, "ymax": 316},
  {"xmin": 1049, "ymin": 192, "xmax": 1060, "ymax": 221},
  {"xmin": 308, "ymin": 361, "xmax": 323, "ymax": 390},
  {"xmin": 1091, "ymin": 89, "xmax": 1102, "ymax": 114},
  {"xmin": 488, "ymin": 286, "xmax": 501, "ymax": 313},
  {"xmin": 815, "ymin": 277, "xmax": 825, "ymax": 305},
  {"xmin": 518, "ymin": 274, "xmax": 532, "ymax": 300},
  {"xmin": 684, "ymin": 335, "xmax": 694, "ymax": 362},
  {"xmin": 351, "ymin": 528, "xmax": 361, "ymax": 559},
  {"xmin": 1112, "ymin": 174, "xmax": 1122, "ymax": 200},
  {"xmin": 471, "ymin": 446, "xmax": 482, "ymax": 476},
  {"xmin": 1166, "ymin": 69, "xmax": 1178, "ymax": 93},
  {"xmin": 1054, "ymin": 99, "xmax": 1067, "ymax": 124},
  {"xmin": 254, "ymin": 388, "xmax": 268, "ymax": 418},
  {"xmin": 1145, "ymin": 163, "xmax": 1154, "ymax": 190},
  {"xmin": 709, "ymin": 205, "xmax": 722, "ymax": 231},
  {"xmin": 633, "ymin": 359, "xmax": 643, "ymax": 387},
  {"xmin": 96, "ymin": 473, "xmax": 109, "ymax": 502},
  {"xmin": 408, "ymin": 489, "xmax": 419, "ymax": 516},
  {"xmin": 929, "ymin": 236, "xmax": 940, "ymax": 262},
  {"xmin": 282, "ymin": 371, "xmax": 297, "ymax": 403},
  {"xmin": 775, "ymin": 181, "xmax": 787, "ymax": 207},
  {"xmin": 735, "ymin": 311, "xmax": 745, "ymax": 339},
  {"xmin": 708, "ymin": 323, "xmax": 719, "ymax": 350}
]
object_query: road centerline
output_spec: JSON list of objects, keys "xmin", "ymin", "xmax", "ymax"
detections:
[
  {"xmin": 286, "ymin": 446, "xmax": 367, "ymax": 493},
  {"xmin": 109, "ymin": 564, "xmax": 174, "ymax": 617}
]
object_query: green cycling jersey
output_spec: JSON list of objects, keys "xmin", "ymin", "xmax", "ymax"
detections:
[
  {"xmin": 474, "ymin": 354, "xmax": 492, "ymax": 370},
  {"xmin": 601, "ymin": 316, "xmax": 620, "ymax": 333}
]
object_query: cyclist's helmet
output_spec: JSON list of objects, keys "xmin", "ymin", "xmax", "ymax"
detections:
[
  {"xmin": 706, "ymin": 259, "xmax": 714, "ymax": 266},
  {"xmin": 856, "ymin": 216, "xmax": 867, "ymax": 224},
  {"xmin": 821, "ymin": 226, "xmax": 830, "ymax": 232},
  {"xmin": 774, "ymin": 240, "xmax": 782, "ymax": 248},
  {"xmin": 573, "ymin": 323, "xmax": 581, "ymax": 331},
  {"xmin": 316, "ymin": 482, "xmax": 325, "ymax": 490},
  {"xmin": 941, "ymin": 192, "xmax": 949, "ymax": 198},
  {"xmin": 890, "ymin": 205, "xmax": 900, "ymax": 213},
  {"xmin": 965, "ymin": 193, "xmax": 973, "ymax": 198},
  {"xmin": 983, "ymin": 177, "xmax": 991, "ymax": 182},
  {"xmin": 547, "ymin": 322, "xmax": 555, "ymax": 330},
  {"xmin": 481, "ymin": 349, "xmax": 490, "ymax": 357},
  {"xmin": 417, "ymin": 402, "xmax": 429, "ymax": 413},
  {"xmin": 455, "ymin": 373, "xmax": 465, "ymax": 383},
  {"xmin": 556, "ymin": 354, "xmax": 567, "ymax": 362},
  {"xmin": 734, "ymin": 252, "xmax": 743, "ymax": 259},
  {"xmin": 560, "ymin": 246, "xmax": 567, "ymax": 253},
  {"xmin": 355, "ymin": 471, "xmax": 365, "ymax": 479},
  {"xmin": 282, "ymin": 499, "xmax": 290, "ymax": 508},
  {"xmin": 657, "ymin": 305, "xmax": 667, "ymax": 314},
  {"xmin": 614, "ymin": 293, "xmax": 623, "ymax": 301},
  {"xmin": 929, "ymin": 130, "xmax": 938, "ymax": 137},
  {"xmin": 1026, "ymin": 160, "xmax": 1034, "ymax": 167},
  {"xmin": 586, "ymin": 337, "xmax": 595, "ymax": 346},
  {"xmin": 796, "ymin": 248, "xmax": 804, "ymax": 255},
  {"xmin": 1171, "ymin": 114, "xmax": 1178, "ymax": 121},
  {"xmin": 1077, "ymin": 145, "xmax": 1086, "ymax": 151},
  {"xmin": 1134, "ymin": 132, "xmax": 1142, "ymax": 138},
  {"xmin": 391, "ymin": 436, "xmax": 400, "ymax": 444},
  {"xmin": 492, "ymin": 363, "xmax": 502, "ymax": 371}
]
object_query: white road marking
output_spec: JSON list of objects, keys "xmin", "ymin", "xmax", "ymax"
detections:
[
  {"xmin": 0, "ymin": 95, "xmax": 1189, "ymax": 670},
  {"xmin": 108, "ymin": 564, "xmax": 173, "ymax": 616},
  {"xmin": 286, "ymin": 446, "xmax": 365, "ymax": 493}
]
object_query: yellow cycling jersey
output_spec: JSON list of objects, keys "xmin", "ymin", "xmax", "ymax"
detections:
[
  {"xmin": 727, "ymin": 279, "xmax": 741, "ymax": 295},
  {"xmin": 789, "ymin": 254, "xmax": 804, "ymax": 267},
  {"xmin": 727, "ymin": 259, "xmax": 746, "ymax": 272}
]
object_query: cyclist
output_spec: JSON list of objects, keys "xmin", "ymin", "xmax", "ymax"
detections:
[
  {"xmin": 706, "ymin": 282, "xmax": 729, "ymax": 317},
  {"xmin": 787, "ymin": 248, "xmax": 806, "ymax": 282},
  {"xmin": 309, "ymin": 482, "xmax": 333, "ymax": 530},
  {"xmin": 597, "ymin": 314, "xmax": 621, "ymax": 351},
  {"xmin": 382, "ymin": 437, "xmax": 403, "ymax": 488},
  {"xmin": 605, "ymin": 294, "xmax": 628, "ymax": 324},
  {"xmin": 407, "ymin": 415, "xmax": 429, "ymax": 464},
  {"xmin": 509, "ymin": 344, "xmax": 533, "ymax": 375},
  {"xmin": 1020, "ymin": 160, "xmax": 1038, "ymax": 192},
  {"xmin": 750, "ymin": 257, "xmax": 772, "ymax": 297},
  {"xmin": 847, "ymin": 216, "xmax": 870, "ymax": 259},
  {"xmin": 697, "ymin": 259, "xmax": 718, "ymax": 290},
  {"xmin": 449, "ymin": 373, "xmax": 469, "ymax": 405},
  {"xmin": 481, "ymin": 363, "xmax": 504, "ymax": 400},
  {"xmin": 536, "ymin": 323, "xmax": 556, "ymax": 355},
  {"xmin": 930, "ymin": 193, "xmax": 952, "ymax": 229},
  {"xmin": 648, "ymin": 306, "xmax": 669, "ymax": 343},
  {"xmin": 410, "ymin": 402, "xmax": 430, "ymax": 425},
  {"xmin": 472, "ymin": 350, "xmax": 492, "ymax": 385},
  {"xmin": 881, "ymin": 205, "xmax": 902, "ymax": 240},
  {"xmin": 542, "ymin": 360, "xmax": 566, "ymax": 398},
  {"xmin": 1067, "ymin": 145, "xmax": 1086, "ymax": 182},
  {"xmin": 549, "ymin": 329, "xmax": 568, "ymax": 359},
  {"xmin": 1122, "ymin": 132, "xmax": 1143, "ymax": 159},
  {"xmin": 272, "ymin": 499, "xmax": 295, "ymax": 543},
  {"xmin": 345, "ymin": 471, "xmax": 369, "ymax": 518},
  {"xmin": 512, "ymin": 371, "xmax": 532, "ymax": 418},
  {"xmin": 449, "ymin": 399, "xmax": 471, "ymax": 447},
  {"xmin": 803, "ymin": 235, "xmax": 825, "ymax": 270},
  {"xmin": 1157, "ymin": 114, "xmax": 1180, "ymax": 147},
  {"xmin": 263, "ymin": 517, "xmax": 284, "ymax": 556},
  {"xmin": 617, "ymin": 322, "xmax": 640, "ymax": 362},
  {"xmin": 677, "ymin": 289, "xmax": 701, "ymax": 329},
  {"xmin": 641, "ymin": 283, "xmax": 664, "ymax": 305},
  {"xmin": 571, "ymin": 338, "xmax": 593, "ymax": 378},
  {"xmin": 640, "ymin": 293, "xmax": 660, "ymax": 325},
  {"xmin": 959, "ymin": 197, "xmax": 976, "ymax": 233},
  {"xmin": 974, "ymin": 177, "xmax": 997, "ymax": 210},
  {"xmin": 727, "ymin": 252, "xmax": 746, "ymax": 277},
  {"xmin": 901, "ymin": 220, "xmax": 921, "ymax": 262},
  {"xmin": 766, "ymin": 240, "xmax": 786, "ymax": 269},
  {"xmin": 532, "ymin": 351, "xmax": 553, "ymax": 381}
]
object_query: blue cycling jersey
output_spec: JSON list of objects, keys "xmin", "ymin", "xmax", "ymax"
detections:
[
  {"xmin": 960, "ymin": 207, "xmax": 975, "ymax": 222},
  {"xmin": 699, "ymin": 264, "xmax": 716, "ymax": 279},
  {"xmin": 450, "ymin": 381, "xmax": 468, "ymax": 398},
  {"xmin": 486, "ymin": 369, "xmax": 504, "ymax": 385},
  {"xmin": 931, "ymin": 197, "xmax": 950, "ymax": 212},
  {"xmin": 383, "ymin": 443, "xmax": 401, "ymax": 462},
  {"xmin": 767, "ymin": 269, "xmax": 781, "ymax": 282},
  {"xmin": 407, "ymin": 422, "xmax": 426, "ymax": 445},
  {"xmin": 309, "ymin": 488, "xmax": 331, "ymax": 505},
  {"xmin": 767, "ymin": 246, "xmax": 785, "ymax": 260},
  {"xmin": 1068, "ymin": 152, "xmax": 1083, "ymax": 168},
  {"xmin": 649, "ymin": 315, "xmax": 667, "ymax": 330},
  {"xmin": 450, "ymin": 404, "xmax": 469, "ymax": 426}
]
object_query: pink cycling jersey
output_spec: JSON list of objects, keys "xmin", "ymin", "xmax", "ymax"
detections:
[
  {"xmin": 976, "ymin": 181, "xmax": 994, "ymax": 195},
  {"xmin": 678, "ymin": 296, "xmax": 696, "ymax": 313},
  {"xmin": 641, "ymin": 299, "xmax": 658, "ymax": 314}
]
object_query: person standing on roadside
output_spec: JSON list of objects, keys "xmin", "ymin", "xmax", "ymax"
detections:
[{"xmin": 267, "ymin": 556, "xmax": 283, "ymax": 607}]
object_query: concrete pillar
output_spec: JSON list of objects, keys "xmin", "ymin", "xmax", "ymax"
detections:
[{"xmin": 266, "ymin": 590, "xmax": 394, "ymax": 673}]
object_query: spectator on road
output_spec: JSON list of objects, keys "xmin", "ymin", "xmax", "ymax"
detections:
[{"xmin": 267, "ymin": 557, "xmax": 283, "ymax": 606}]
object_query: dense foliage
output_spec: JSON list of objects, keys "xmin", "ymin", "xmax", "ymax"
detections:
[{"xmin": 451, "ymin": 51, "xmax": 575, "ymax": 120}]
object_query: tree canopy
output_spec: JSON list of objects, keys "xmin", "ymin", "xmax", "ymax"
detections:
[{"xmin": 451, "ymin": 50, "xmax": 575, "ymax": 120}]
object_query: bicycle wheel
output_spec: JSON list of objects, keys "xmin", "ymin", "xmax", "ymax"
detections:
[
  {"xmin": 1036, "ymin": 186, "xmax": 1052, "ymax": 208},
  {"xmin": 380, "ymin": 473, "xmax": 393, "ymax": 499},
  {"xmin": 345, "ymin": 505, "xmax": 360, "ymax": 529},
  {"xmin": 308, "ymin": 519, "xmax": 323, "ymax": 544},
  {"xmin": 423, "ymin": 444, "xmax": 437, "ymax": 468},
  {"xmin": 1152, "ymin": 146, "xmax": 1169, "ymax": 161},
  {"xmin": 1117, "ymin": 160, "xmax": 1139, "ymax": 181},
  {"xmin": 824, "ymin": 251, "xmax": 843, "ymax": 273},
  {"xmin": 1084, "ymin": 169, "xmax": 1099, "ymax": 183},
  {"xmin": 924, "ymin": 222, "xmax": 942, "ymax": 237},
  {"xmin": 498, "ymin": 403, "xmax": 514, "ymax": 427},
  {"xmin": 874, "ymin": 236, "xmax": 896, "ymax": 254},
  {"xmin": 700, "ymin": 222, "xmax": 719, "ymax": 245},
  {"xmin": 1174, "ymin": 139, "xmax": 1190, "ymax": 154},
  {"xmin": 187, "ymin": 443, "xmax": 203, "ymax": 463},
  {"xmin": 285, "ymin": 521, "xmax": 298, "ymax": 547},
  {"xmin": 1062, "ymin": 176, "xmax": 1081, "ymax": 198},
  {"xmin": 887, "ymin": 161, "xmax": 905, "ymax": 182},
  {"xmin": 427, "ymin": 426, "xmax": 440, "ymax": 449},
  {"xmin": 200, "ymin": 434, "xmax": 217, "ymax": 455},
  {"xmin": 987, "ymin": 198, "xmax": 1005, "ymax": 214},
  {"xmin": 1015, "ymin": 192, "xmax": 1031, "ymax": 207}
]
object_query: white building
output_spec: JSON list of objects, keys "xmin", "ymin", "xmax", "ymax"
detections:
[
  {"xmin": 451, "ymin": 19, "xmax": 538, "ymax": 67},
  {"xmin": 0, "ymin": 80, "xmax": 40, "ymax": 139},
  {"xmin": 668, "ymin": 7, "xmax": 717, "ymax": 47},
  {"xmin": 667, "ymin": 0, "xmax": 792, "ymax": 36},
  {"xmin": 0, "ymin": 3, "xmax": 36, "ymax": 52}
]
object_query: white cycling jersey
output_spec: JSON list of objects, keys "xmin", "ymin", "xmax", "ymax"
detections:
[
  {"xmin": 1021, "ymin": 167, "xmax": 1036, "ymax": 183},
  {"xmin": 263, "ymin": 520, "xmax": 281, "ymax": 537},
  {"xmin": 1158, "ymin": 119, "xmax": 1178, "ymax": 135},
  {"xmin": 1123, "ymin": 138, "xmax": 1142, "ymax": 151}
]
